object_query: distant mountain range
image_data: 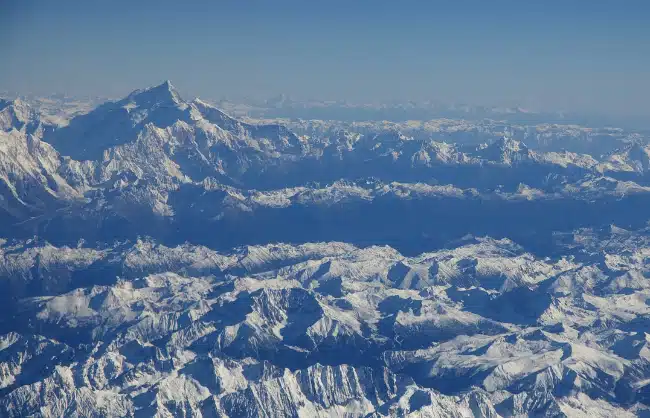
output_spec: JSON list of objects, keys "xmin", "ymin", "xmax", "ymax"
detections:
[{"xmin": 212, "ymin": 94, "xmax": 650, "ymax": 131}]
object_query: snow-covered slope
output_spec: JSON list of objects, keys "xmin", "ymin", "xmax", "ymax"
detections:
[{"xmin": 1, "ymin": 234, "xmax": 650, "ymax": 416}]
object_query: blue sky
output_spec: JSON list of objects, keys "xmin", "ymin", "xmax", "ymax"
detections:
[{"xmin": 1, "ymin": 0, "xmax": 649, "ymax": 115}]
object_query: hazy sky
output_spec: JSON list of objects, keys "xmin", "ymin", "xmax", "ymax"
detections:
[{"xmin": 1, "ymin": 0, "xmax": 649, "ymax": 115}]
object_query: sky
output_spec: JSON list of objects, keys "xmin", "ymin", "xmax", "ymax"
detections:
[{"xmin": 1, "ymin": 0, "xmax": 649, "ymax": 116}]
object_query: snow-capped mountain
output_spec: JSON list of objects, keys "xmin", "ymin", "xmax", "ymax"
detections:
[
  {"xmin": 2, "ymin": 233, "xmax": 650, "ymax": 416},
  {"xmin": 600, "ymin": 142, "xmax": 650, "ymax": 175},
  {"xmin": 1, "ymin": 81, "xmax": 650, "ymax": 416},
  {"xmin": 0, "ymin": 99, "xmax": 45, "ymax": 135}
]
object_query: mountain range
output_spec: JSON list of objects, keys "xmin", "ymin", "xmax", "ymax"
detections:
[{"xmin": 1, "ymin": 81, "xmax": 650, "ymax": 416}]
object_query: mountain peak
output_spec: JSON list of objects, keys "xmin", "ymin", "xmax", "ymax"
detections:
[
  {"xmin": 157, "ymin": 80, "xmax": 180, "ymax": 96},
  {"xmin": 491, "ymin": 136, "xmax": 527, "ymax": 151},
  {"xmin": 125, "ymin": 80, "xmax": 183, "ymax": 107},
  {"xmin": 0, "ymin": 98, "xmax": 35, "ymax": 132}
]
